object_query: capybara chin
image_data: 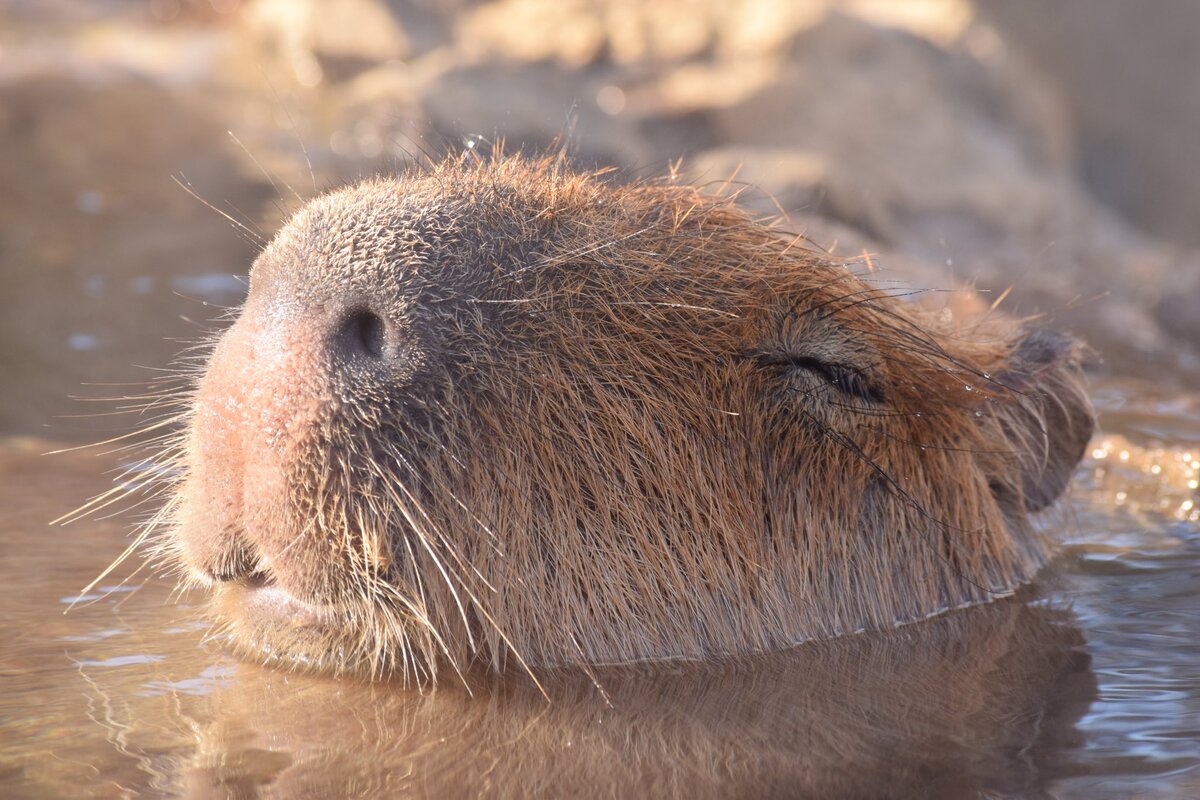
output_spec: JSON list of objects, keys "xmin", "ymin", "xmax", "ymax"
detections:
[{"xmin": 165, "ymin": 154, "xmax": 1093, "ymax": 682}]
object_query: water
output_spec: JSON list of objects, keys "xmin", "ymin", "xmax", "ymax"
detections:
[{"xmin": 0, "ymin": 380, "xmax": 1196, "ymax": 798}]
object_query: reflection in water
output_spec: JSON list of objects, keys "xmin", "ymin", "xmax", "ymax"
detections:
[{"xmin": 72, "ymin": 598, "xmax": 1101, "ymax": 799}]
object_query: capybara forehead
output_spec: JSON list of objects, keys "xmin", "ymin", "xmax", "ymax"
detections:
[
  {"xmin": 249, "ymin": 168, "xmax": 571, "ymax": 306},
  {"xmin": 250, "ymin": 162, "xmax": 825, "ymax": 329}
]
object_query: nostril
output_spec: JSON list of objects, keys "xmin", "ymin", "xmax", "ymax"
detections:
[{"xmin": 339, "ymin": 309, "xmax": 386, "ymax": 360}]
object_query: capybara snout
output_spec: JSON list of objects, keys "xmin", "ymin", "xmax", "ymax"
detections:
[{"xmin": 169, "ymin": 155, "xmax": 1094, "ymax": 680}]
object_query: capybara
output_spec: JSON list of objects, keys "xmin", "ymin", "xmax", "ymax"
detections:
[{"xmin": 157, "ymin": 154, "xmax": 1093, "ymax": 681}]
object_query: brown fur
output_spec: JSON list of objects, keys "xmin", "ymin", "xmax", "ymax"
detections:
[{"xmin": 155, "ymin": 153, "xmax": 1093, "ymax": 681}]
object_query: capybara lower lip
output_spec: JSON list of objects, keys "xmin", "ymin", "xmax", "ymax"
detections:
[
  {"xmin": 233, "ymin": 583, "xmax": 337, "ymax": 631},
  {"xmin": 212, "ymin": 583, "xmax": 359, "ymax": 674},
  {"xmin": 248, "ymin": 585, "xmax": 330, "ymax": 623}
]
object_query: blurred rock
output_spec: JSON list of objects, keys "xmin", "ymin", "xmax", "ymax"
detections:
[
  {"xmin": 247, "ymin": 0, "xmax": 411, "ymax": 83},
  {"xmin": 977, "ymin": 0, "xmax": 1200, "ymax": 249},
  {"xmin": 1156, "ymin": 268, "xmax": 1200, "ymax": 346}
]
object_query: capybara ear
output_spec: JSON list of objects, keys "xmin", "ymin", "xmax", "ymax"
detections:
[{"xmin": 993, "ymin": 328, "xmax": 1095, "ymax": 512}]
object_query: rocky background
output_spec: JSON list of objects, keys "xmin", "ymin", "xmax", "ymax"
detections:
[{"xmin": 2, "ymin": 0, "xmax": 1198, "ymax": 435}]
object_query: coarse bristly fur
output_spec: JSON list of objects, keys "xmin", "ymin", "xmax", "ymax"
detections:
[{"xmin": 114, "ymin": 152, "xmax": 1095, "ymax": 684}]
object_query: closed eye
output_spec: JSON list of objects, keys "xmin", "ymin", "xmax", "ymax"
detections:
[{"xmin": 749, "ymin": 351, "xmax": 886, "ymax": 405}]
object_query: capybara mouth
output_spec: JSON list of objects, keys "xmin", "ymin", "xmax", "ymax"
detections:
[
  {"xmin": 212, "ymin": 581, "xmax": 352, "ymax": 674},
  {"xmin": 162, "ymin": 153, "xmax": 1095, "ymax": 684},
  {"xmin": 228, "ymin": 581, "xmax": 335, "ymax": 633}
]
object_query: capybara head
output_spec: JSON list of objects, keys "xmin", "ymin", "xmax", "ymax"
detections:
[{"xmin": 164, "ymin": 155, "xmax": 1093, "ymax": 681}]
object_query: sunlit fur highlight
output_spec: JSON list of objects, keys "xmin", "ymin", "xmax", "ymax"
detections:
[{"xmin": 80, "ymin": 152, "xmax": 1094, "ymax": 683}]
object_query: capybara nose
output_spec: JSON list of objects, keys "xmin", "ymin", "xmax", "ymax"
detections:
[{"xmin": 331, "ymin": 307, "xmax": 388, "ymax": 363}]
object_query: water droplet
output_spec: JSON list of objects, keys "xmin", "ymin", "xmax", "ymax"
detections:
[
  {"xmin": 76, "ymin": 190, "xmax": 103, "ymax": 214},
  {"xmin": 68, "ymin": 334, "xmax": 99, "ymax": 351},
  {"xmin": 596, "ymin": 85, "xmax": 626, "ymax": 115}
]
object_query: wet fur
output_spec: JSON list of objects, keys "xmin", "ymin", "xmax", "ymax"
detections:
[{"xmin": 151, "ymin": 153, "xmax": 1093, "ymax": 681}]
